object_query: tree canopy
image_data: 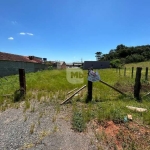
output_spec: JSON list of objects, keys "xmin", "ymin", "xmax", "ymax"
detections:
[
  {"xmin": 96, "ymin": 44, "xmax": 150, "ymax": 68},
  {"xmin": 95, "ymin": 52, "xmax": 102, "ymax": 61}
]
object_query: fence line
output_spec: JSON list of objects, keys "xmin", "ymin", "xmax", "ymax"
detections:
[{"xmin": 116, "ymin": 67, "xmax": 149, "ymax": 80}]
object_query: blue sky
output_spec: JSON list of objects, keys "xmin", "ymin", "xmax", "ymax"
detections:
[{"xmin": 0, "ymin": 0, "xmax": 150, "ymax": 63}]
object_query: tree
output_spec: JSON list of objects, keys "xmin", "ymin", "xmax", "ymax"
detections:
[
  {"xmin": 110, "ymin": 59, "xmax": 122, "ymax": 68},
  {"xmin": 125, "ymin": 54, "xmax": 145, "ymax": 63},
  {"xmin": 116, "ymin": 44, "xmax": 126, "ymax": 51},
  {"xmin": 95, "ymin": 52, "xmax": 102, "ymax": 61},
  {"xmin": 96, "ymin": 44, "xmax": 150, "ymax": 64}
]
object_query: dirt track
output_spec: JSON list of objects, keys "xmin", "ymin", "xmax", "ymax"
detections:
[{"xmin": 0, "ymin": 101, "xmax": 99, "ymax": 150}]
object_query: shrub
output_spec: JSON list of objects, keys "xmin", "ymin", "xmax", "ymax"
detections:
[
  {"xmin": 72, "ymin": 111, "xmax": 86, "ymax": 132},
  {"xmin": 110, "ymin": 59, "xmax": 122, "ymax": 68}
]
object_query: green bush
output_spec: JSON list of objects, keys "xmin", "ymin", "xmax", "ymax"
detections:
[
  {"xmin": 110, "ymin": 59, "xmax": 122, "ymax": 68},
  {"xmin": 125, "ymin": 54, "xmax": 145, "ymax": 63},
  {"xmin": 72, "ymin": 111, "xmax": 86, "ymax": 132}
]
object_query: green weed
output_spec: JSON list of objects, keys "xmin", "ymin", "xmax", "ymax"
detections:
[
  {"xmin": 23, "ymin": 100, "xmax": 30, "ymax": 112},
  {"xmin": 30, "ymin": 123, "xmax": 35, "ymax": 134},
  {"xmin": 52, "ymin": 115, "xmax": 56, "ymax": 122},
  {"xmin": 143, "ymin": 112, "xmax": 150, "ymax": 125},
  {"xmin": 72, "ymin": 110, "xmax": 86, "ymax": 132},
  {"xmin": 24, "ymin": 115, "xmax": 27, "ymax": 122},
  {"xmin": 53, "ymin": 125, "xmax": 58, "ymax": 133},
  {"xmin": 30, "ymin": 106, "xmax": 35, "ymax": 112}
]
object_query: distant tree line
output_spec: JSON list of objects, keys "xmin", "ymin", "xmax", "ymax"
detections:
[{"xmin": 96, "ymin": 44, "xmax": 150, "ymax": 68}]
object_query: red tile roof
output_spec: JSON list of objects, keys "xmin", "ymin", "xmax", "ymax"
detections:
[{"xmin": 0, "ymin": 52, "xmax": 43, "ymax": 63}]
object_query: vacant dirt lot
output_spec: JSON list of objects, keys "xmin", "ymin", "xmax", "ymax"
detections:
[{"xmin": 0, "ymin": 99, "xmax": 150, "ymax": 150}]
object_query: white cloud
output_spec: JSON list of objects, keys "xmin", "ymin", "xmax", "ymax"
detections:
[
  {"xmin": 19, "ymin": 32, "xmax": 34, "ymax": 36},
  {"xmin": 20, "ymin": 32, "xmax": 26, "ymax": 35},
  {"xmin": 8, "ymin": 37, "xmax": 14, "ymax": 40},
  {"xmin": 27, "ymin": 33, "xmax": 34, "ymax": 36},
  {"xmin": 11, "ymin": 21, "xmax": 17, "ymax": 25}
]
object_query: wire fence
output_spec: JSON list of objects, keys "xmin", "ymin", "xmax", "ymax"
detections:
[
  {"xmin": 1, "ymin": 67, "xmax": 150, "ymax": 101},
  {"xmin": 116, "ymin": 67, "xmax": 150, "ymax": 81}
]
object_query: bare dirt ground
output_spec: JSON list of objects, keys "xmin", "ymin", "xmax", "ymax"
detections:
[
  {"xmin": 0, "ymin": 99, "xmax": 150, "ymax": 150},
  {"xmin": 95, "ymin": 120, "xmax": 150, "ymax": 150}
]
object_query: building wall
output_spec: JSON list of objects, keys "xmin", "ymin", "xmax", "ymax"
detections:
[
  {"xmin": 57, "ymin": 63, "xmax": 61, "ymax": 69},
  {"xmin": 61, "ymin": 62, "xmax": 66, "ymax": 69},
  {"xmin": 83, "ymin": 61, "xmax": 110, "ymax": 70},
  {"xmin": 57, "ymin": 62, "xmax": 66, "ymax": 69},
  {"xmin": 0, "ymin": 60, "xmax": 46, "ymax": 77}
]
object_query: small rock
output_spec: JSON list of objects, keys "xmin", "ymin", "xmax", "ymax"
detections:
[{"xmin": 127, "ymin": 114, "xmax": 132, "ymax": 121}]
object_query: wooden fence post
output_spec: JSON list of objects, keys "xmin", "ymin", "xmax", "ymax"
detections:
[
  {"xmin": 131, "ymin": 67, "xmax": 134, "ymax": 78},
  {"xmin": 116, "ymin": 68, "xmax": 118, "ymax": 73},
  {"xmin": 86, "ymin": 81, "xmax": 93, "ymax": 103},
  {"xmin": 124, "ymin": 67, "xmax": 126, "ymax": 76},
  {"xmin": 19, "ymin": 69, "xmax": 26, "ymax": 94},
  {"xmin": 145, "ymin": 67, "xmax": 148, "ymax": 81},
  {"xmin": 134, "ymin": 67, "xmax": 142, "ymax": 101}
]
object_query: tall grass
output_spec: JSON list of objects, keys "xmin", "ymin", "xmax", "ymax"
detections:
[
  {"xmin": 0, "ymin": 68, "xmax": 149, "ymax": 102},
  {"xmin": 124, "ymin": 61, "xmax": 150, "ymax": 79},
  {"xmin": 0, "ymin": 69, "xmax": 123, "ymax": 101},
  {"xmin": 125, "ymin": 61, "xmax": 150, "ymax": 68},
  {"xmin": 0, "ymin": 68, "xmax": 150, "ymax": 126}
]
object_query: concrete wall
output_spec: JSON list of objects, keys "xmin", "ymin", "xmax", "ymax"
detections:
[
  {"xmin": 60, "ymin": 62, "xmax": 66, "ymax": 69},
  {"xmin": 83, "ymin": 61, "xmax": 110, "ymax": 70},
  {"xmin": 0, "ymin": 60, "xmax": 46, "ymax": 77},
  {"xmin": 57, "ymin": 62, "xmax": 66, "ymax": 69}
]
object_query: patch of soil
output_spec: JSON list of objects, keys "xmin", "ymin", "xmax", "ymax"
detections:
[
  {"xmin": 95, "ymin": 120, "xmax": 150, "ymax": 150},
  {"xmin": 96, "ymin": 121, "xmax": 119, "ymax": 137},
  {"xmin": 114, "ymin": 82, "xmax": 134, "ymax": 93},
  {"xmin": 141, "ymin": 83, "xmax": 150, "ymax": 93},
  {"xmin": 114, "ymin": 82, "xmax": 150, "ymax": 94}
]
